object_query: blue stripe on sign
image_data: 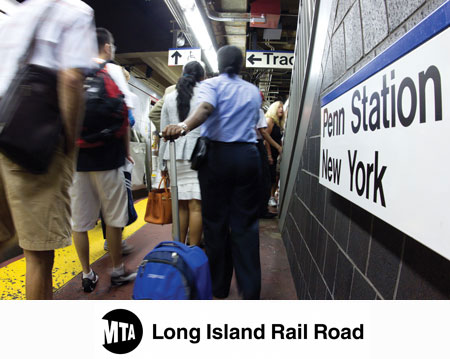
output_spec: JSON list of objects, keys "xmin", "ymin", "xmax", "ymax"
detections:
[
  {"xmin": 321, "ymin": 1, "xmax": 450, "ymax": 107},
  {"xmin": 169, "ymin": 48, "xmax": 200, "ymax": 51}
]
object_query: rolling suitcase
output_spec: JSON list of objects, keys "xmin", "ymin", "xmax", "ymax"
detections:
[{"xmin": 132, "ymin": 137, "xmax": 212, "ymax": 300}]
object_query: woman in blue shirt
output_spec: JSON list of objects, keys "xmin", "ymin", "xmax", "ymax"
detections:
[{"xmin": 162, "ymin": 46, "xmax": 262, "ymax": 299}]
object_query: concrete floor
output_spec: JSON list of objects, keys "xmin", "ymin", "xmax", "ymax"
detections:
[{"xmin": 54, "ymin": 218, "xmax": 297, "ymax": 300}]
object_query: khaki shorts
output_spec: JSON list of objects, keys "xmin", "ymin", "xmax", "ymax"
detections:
[
  {"xmin": 70, "ymin": 167, "xmax": 128, "ymax": 232},
  {"xmin": 0, "ymin": 148, "xmax": 74, "ymax": 251}
]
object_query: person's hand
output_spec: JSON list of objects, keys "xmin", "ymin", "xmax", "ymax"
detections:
[
  {"xmin": 126, "ymin": 153, "xmax": 135, "ymax": 164},
  {"xmin": 162, "ymin": 124, "xmax": 184, "ymax": 141},
  {"xmin": 268, "ymin": 155, "xmax": 273, "ymax": 165},
  {"xmin": 278, "ymin": 145, "xmax": 283, "ymax": 154}
]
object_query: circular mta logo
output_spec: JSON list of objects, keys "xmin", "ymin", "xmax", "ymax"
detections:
[{"xmin": 102, "ymin": 309, "xmax": 143, "ymax": 354}]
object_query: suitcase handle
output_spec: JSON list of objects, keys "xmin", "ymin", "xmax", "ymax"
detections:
[{"xmin": 154, "ymin": 241, "xmax": 191, "ymax": 253}]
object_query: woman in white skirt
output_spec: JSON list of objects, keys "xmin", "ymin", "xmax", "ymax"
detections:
[{"xmin": 160, "ymin": 61, "xmax": 204, "ymax": 245}]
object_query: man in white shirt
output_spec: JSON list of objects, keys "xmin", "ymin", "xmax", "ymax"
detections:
[
  {"xmin": 0, "ymin": 0, "xmax": 97, "ymax": 299},
  {"xmin": 71, "ymin": 28, "xmax": 137, "ymax": 293}
]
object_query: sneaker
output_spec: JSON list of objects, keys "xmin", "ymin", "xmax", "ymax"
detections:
[
  {"xmin": 111, "ymin": 269, "xmax": 137, "ymax": 286},
  {"xmin": 82, "ymin": 271, "xmax": 99, "ymax": 293},
  {"xmin": 104, "ymin": 240, "xmax": 134, "ymax": 255},
  {"xmin": 268, "ymin": 197, "xmax": 277, "ymax": 207}
]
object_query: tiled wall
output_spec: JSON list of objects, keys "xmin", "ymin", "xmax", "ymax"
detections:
[{"xmin": 282, "ymin": 0, "xmax": 450, "ymax": 299}]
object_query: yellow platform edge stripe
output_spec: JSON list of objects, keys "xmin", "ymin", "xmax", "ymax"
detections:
[{"xmin": 0, "ymin": 199, "xmax": 148, "ymax": 300}]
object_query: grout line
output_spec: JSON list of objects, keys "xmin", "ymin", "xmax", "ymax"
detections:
[
  {"xmin": 393, "ymin": 235, "xmax": 406, "ymax": 300},
  {"xmin": 358, "ymin": 0, "xmax": 365, "ymax": 55},
  {"xmin": 365, "ymin": 216, "xmax": 374, "ymax": 276},
  {"xmin": 348, "ymin": 267, "xmax": 356, "ymax": 299},
  {"xmin": 284, "ymin": 227, "xmax": 306, "ymax": 299},
  {"xmin": 322, "ymin": 187, "xmax": 328, "ymax": 225},
  {"xmin": 345, "ymin": 204, "xmax": 353, "ymax": 252},
  {"xmin": 354, "ymin": 264, "xmax": 384, "ymax": 299},
  {"xmin": 287, "ymin": 214, "xmax": 307, "ymax": 284},
  {"xmin": 322, "ymin": 234, "xmax": 329, "ymax": 274},
  {"xmin": 295, "ymin": 192, "xmax": 384, "ymax": 299},
  {"xmin": 289, "ymin": 211, "xmax": 334, "ymax": 296},
  {"xmin": 331, "ymin": 245, "xmax": 339, "ymax": 297},
  {"xmin": 383, "ymin": 0, "xmax": 390, "ymax": 33},
  {"xmin": 302, "ymin": 168, "xmax": 320, "ymax": 180}
]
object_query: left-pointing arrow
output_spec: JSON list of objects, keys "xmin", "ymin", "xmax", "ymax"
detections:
[
  {"xmin": 171, "ymin": 51, "xmax": 182, "ymax": 65},
  {"xmin": 247, "ymin": 54, "xmax": 262, "ymax": 65}
]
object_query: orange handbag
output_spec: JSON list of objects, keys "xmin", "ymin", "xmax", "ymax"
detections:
[{"xmin": 144, "ymin": 176, "xmax": 172, "ymax": 224}]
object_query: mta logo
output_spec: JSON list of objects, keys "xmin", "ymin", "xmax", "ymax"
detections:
[
  {"xmin": 102, "ymin": 309, "xmax": 143, "ymax": 354},
  {"xmin": 104, "ymin": 320, "xmax": 136, "ymax": 343}
]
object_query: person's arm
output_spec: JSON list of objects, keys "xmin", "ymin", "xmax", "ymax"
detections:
[
  {"xmin": 159, "ymin": 101, "xmax": 169, "ymax": 173},
  {"xmin": 58, "ymin": 68, "xmax": 85, "ymax": 154},
  {"xmin": 109, "ymin": 64, "xmax": 134, "ymax": 111},
  {"xmin": 264, "ymin": 133, "xmax": 273, "ymax": 165},
  {"xmin": 149, "ymin": 97, "xmax": 163, "ymax": 134},
  {"xmin": 57, "ymin": 9, "xmax": 97, "ymax": 154},
  {"xmin": 260, "ymin": 127, "xmax": 282, "ymax": 154},
  {"xmin": 123, "ymin": 125, "xmax": 134, "ymax": 164},
  {"xmin": 162, "ymin": 102, "xmax": 214, "ymax": 139}
]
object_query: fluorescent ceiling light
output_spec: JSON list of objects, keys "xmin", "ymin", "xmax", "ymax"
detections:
[{"xmin": 176, "ymin": 0, "xmax": 218, "ymax": 72}]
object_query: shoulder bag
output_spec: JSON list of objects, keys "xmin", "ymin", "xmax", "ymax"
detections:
[
  {"xmin": 144, "ymin": 175, "xmax": 173, "ymax": 225},
  {"xmin": 0, "ymin": 1, "xmax": 63, "ymax": 174},
  {"xmin": 190, "ymin": 136, "xmax": 210, "ymax": 170}
]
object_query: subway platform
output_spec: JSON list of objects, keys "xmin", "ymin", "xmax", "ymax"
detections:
[{"xmin": 0, "ymin": 197, "xmax": 296, "ymax": 300}]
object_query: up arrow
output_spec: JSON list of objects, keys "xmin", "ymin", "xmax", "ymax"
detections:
[
  {"xmin": 171, "ymin": 51, "xmax": 182, "ymax": 65},
  {"xmin": 247, "ymin": 54, "xmax": 262, "ymax": 65}
]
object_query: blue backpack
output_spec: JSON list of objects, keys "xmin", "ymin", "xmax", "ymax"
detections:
[{"xmin": 132, "ymin": 241, "xmax": 212, "ymax": 300}]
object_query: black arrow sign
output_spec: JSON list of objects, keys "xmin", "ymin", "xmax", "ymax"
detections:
[
  {"xmin": 171, "ymin": 51, "xmax": 182, "ymax": 65},
  {"xmin": 247, "ymin": 54, "xmax": 262, "ymax": 65}
]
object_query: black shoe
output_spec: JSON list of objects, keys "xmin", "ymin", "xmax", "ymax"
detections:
[
  {"xmin": 82, "ymin": 271, "xmax": 99, "ymax": 293},
  {"xmin": 111, "ymin": 269, "xmax": 137, "ymax": 286},
  {"xmin": 260, "ymin": 212, "xmax": 277, "ymax": 219}
]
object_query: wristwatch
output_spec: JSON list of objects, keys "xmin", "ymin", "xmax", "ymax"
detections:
[{"xmin": 177, "ymin": 122, "xmax": 189, "ymax": 135}]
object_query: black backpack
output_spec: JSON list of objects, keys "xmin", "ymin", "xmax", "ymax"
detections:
[{"xmin": 77, "ymin": 62, "xmax": 128, "ymax": 148}]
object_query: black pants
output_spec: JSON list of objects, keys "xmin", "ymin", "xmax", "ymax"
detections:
[
  {"xmin": 256, "ymin": 139, "xmax": 272, "ymax": 216},
  {"xmin": 198, "ymin": 141, "xmax": 261, "ymax": 299}
]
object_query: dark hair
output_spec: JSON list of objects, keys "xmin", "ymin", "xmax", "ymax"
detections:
[
  {"xmin": 218, "ymin": 45, "xmax": 243, "ymax": 77},
  {"xmin": 176, "ymin": 61, "xmax": 205, "ymax": 122},
  {"xmin": 96, "ymin": 28, "xmax": 113, "ymax": 50}
]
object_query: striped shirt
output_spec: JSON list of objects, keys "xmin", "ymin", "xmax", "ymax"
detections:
[{"xmin": 0, "ymin": 0, "xmax": 97, "ymax": 97}]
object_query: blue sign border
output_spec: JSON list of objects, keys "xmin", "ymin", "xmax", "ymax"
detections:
[
  {"xmin": 321, "ymin": 1, "xmax": 450, "ymax": 107},
  {"xmin": 246, "ymin": 50, "xmax": 294, "ymax": 54},
  {"xmin": 169, "ymin": 48, "xmax": 201, "ymax": 51}
]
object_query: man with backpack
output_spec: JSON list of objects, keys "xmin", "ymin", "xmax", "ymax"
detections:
[{"xmin": 71, "ymin": 28, "xmax": 136, "ymax": 292}]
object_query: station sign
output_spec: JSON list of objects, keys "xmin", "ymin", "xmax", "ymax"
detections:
[
  {"xmin": 319, "ymin": 3, "xmax": 450, "ymax": 260},
  {"xmin": 168, "ymin": 48, "xmax": 201, "ymax": 66},
  {"xmin": 245, "ymin": 50, "xmax": 294, "ymax": 69}
]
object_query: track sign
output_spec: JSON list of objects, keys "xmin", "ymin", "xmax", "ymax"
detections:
[
  {"xmin": 246, "ymin": 50, "xmax": 294, "ymax": 69},
  {"xmin": 168, "ymin": 48, "xmax": 201, "ymax": 66}
]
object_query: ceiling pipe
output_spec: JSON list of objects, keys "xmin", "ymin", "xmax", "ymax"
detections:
[{"xmin": 197, "ymin": 0, "xmax": 266, "ymax": 23}]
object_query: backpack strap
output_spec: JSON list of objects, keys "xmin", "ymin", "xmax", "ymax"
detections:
[{"xmin": 97, "ymin": 60, "xmax": 110, "ymax": 71}]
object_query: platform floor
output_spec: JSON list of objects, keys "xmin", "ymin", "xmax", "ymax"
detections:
[
  {"xmin": 0, "ymin": 197, "xmax": 296, "ymax": 300},
  {"xmin": 54, "ymin": 218, "xmax": 296, "ymax": 300}
]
